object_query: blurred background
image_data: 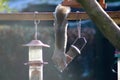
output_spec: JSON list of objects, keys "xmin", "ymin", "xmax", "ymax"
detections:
[{"xmin": 0, "ymin": 0, "xmax": 120, "ymax": 80}]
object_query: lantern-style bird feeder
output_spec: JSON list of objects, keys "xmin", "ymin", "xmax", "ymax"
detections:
[
  {"xmin": 23, "ymin": 13, "xmax": 50, "ymax": 80},
  {"xmin": 23, "ymin": 39, "xmax": 50, "ymax": 80}
]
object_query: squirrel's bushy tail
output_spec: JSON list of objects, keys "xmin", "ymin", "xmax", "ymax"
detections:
[{"xmin": 54, "ymin": 4, "xmax": 70, "ymax": 26}]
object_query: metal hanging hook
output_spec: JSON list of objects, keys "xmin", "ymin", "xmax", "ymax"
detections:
[
  {"xmin": 74, "ymin": 11, "xmax": 87, "ymax": 51},
  {"xmin": 34, "ymin": 11, "xmax": 40, "ymax": 40},
  {"xmin": 76, "ymin": 11, "xmax": 81, "ymax": 38}
]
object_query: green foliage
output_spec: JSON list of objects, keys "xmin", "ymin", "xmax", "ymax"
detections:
[{"xmin": 0, "ymin": 0, "xmax": 11, "ymax": 12}]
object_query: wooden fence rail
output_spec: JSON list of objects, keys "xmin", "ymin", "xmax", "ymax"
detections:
[{"xmin": 0, "ymin": 11, "xmax": 120, "ymax": 24}]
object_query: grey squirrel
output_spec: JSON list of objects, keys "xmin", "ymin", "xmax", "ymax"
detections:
[
  {"xmin": 52, "ymin": 4, "xmax": 71, "ymax": 72},
  {"xmin": 52, "ymin": 4, "xmax": 84, "ymax": 72}
]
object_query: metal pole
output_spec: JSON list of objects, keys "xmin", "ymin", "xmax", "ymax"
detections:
[
  {"xmin": 115, "ymin": 50, "xmax": 120, "ymax": 80},
  {"xmin": 118, "ymin": 58, "xmax": 120, "ymax": 80}
]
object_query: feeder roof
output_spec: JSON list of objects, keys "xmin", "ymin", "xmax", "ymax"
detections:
[{"xmin": 23, "ymin": 40, "xmax": 50, "ymax": 47}]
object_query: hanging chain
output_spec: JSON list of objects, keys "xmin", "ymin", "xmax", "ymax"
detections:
[{"xmin": 34, "ymin": 11, "xmax": 40, "ymax": 40}]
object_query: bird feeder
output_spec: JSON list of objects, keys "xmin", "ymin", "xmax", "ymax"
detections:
[
  {"xmin": 23, "ymin": 12, "xmax": 50, "ymax": 80},
  {"xmin": 23, "ymin": 40, "xmax": 50, "ymax": 80}
]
